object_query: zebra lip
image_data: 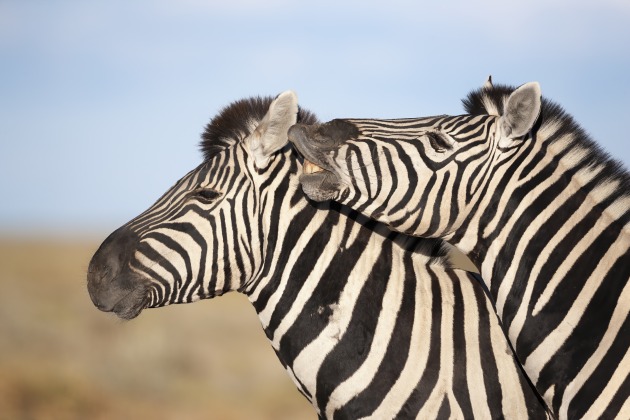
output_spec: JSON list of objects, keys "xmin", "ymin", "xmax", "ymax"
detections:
[
  {"xmin": 111, "ymin": 296, "xmax": 147, "ymax": 320},
  {"xmin": 108, "ymin": 287, "xmax": 151, "ymax": 320},
  {"xmin": 303, "ymin": 159, "xmax": 326, "ymax": 175}
]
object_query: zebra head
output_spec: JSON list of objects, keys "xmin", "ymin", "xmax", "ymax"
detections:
[
  {"xmin": 87, "ymin": 91, "xmax": 316, "ymax": 319},
  {"xmin": 289, "ymin": 81, "xmax": 542, "ymax": 237}
]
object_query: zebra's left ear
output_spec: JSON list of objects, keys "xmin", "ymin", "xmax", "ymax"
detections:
[
  {"xmin": 498, "ymin": 82, "xmax": 542, "ymax": 143},
  {"xmin": 250, "ymin": 90, "xmax": 299, "ymax": 168}
]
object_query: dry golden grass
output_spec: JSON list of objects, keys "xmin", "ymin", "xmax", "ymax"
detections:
[
  {"xmin": 0, "ymin": 237, "xmax": 477, "ymax": 420},
  {"xmin": 0, "ymin": 238, "xmax": 314, "ymax": 420}
]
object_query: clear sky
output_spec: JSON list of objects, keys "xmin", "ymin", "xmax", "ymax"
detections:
[{"xmin": 1, "ymin": 0, "xmax": 629, "ymax": 236}]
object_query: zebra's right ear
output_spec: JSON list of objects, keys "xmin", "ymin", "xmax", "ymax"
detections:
[{"xmin": 250, "ymin": 91, "xmax": 299, "ymax": 169}]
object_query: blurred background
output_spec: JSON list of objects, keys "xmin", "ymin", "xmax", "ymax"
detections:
[{"xmin": 1, "ymin": 1, "xmax": 628, "ymax": 418}]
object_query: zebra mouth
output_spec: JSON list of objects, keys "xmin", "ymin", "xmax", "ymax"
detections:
[
  {"xmin": 289, "ymin": 124, "xmax": 344, "ymax": 201},
  {"xmin": 111, "ymin": 291, "xmax": 150, "ymax": 320},
  {"xmin": 88, "ymin": 266, "xmax": 151, "ymax": 321},
  {"xmin": 298, "ymin": 160, "xmax": 342, "ymax": 202},
  {"xmin": 94, "ymin": 284, "xmax": 151, "ymax": 320},
  {"xmin": 303, "ymin": 159, "xmax": 326, "ymax": 175}
]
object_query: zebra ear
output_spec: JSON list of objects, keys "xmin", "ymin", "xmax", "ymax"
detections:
[
  {"xmin": 483, "ymin": 75, "xmax": 493, "ymax": 89},
  {"xmin": 499, "ymin": 82, "xmax": 542, "ymax": 141},
  {"xmin": 251, "ymin": 90, "xmax": 299, "ymax": 168}
]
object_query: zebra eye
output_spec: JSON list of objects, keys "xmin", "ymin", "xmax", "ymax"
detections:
[
  {"xmin": 193, "ymin": 188, "xmax": 221, "ymax": 203},
  {"xmin": 426, "ymin": 132, "xmax": 452, "ymax": 153}
]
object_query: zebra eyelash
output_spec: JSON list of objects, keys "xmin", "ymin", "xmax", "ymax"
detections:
[
  {"xmin": 191, "ymin": 188, "xmax": 222, "ymax": 203},
  {"xmin": 426, "ymin": 132, "xmax": 453, "ymax": 153}
]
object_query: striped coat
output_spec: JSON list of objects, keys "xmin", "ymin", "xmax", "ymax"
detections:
[
  {"xmin": 289, "ymin": 80, "xmax": 630, "ymax": 419},
  {"xmin": 88, "ymin": 91, "xmax": 549, "ymax": 418}
]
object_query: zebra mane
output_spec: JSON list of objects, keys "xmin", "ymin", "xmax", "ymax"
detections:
[
  {"xmin": 462, "ymin": 83, "xmax": 630, "ymax": 197},
  {"xmin": 200, "ymin": 95, "xmax": 318, "ymax": 161}
]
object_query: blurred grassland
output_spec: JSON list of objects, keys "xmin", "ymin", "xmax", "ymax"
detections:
[
  {"xmin": 0, "ymin": 238, "xmax": 476, "ymax": 420},
  {"xmin": 0, "ymin": 238, "xmax": 314, "ymax": 420}
]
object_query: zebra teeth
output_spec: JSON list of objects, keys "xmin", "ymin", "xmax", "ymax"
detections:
[{"xmin": 303, "ymin": 159, "xmax": 325, "ymax": 175}]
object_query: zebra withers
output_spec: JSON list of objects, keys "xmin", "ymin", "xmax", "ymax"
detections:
[
  {"xmin": 87, "ymin": 92, "xmax": 550, "ymax": 418},
  {"xmin": 288, "ymin": 80, "xmax": 630, "ymax": 419}
]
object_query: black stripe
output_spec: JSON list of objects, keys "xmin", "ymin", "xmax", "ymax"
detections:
[
  {"xmin": 450, "ymin": 274, "xmax": 474, "ymax": 415},
  {"xmin": 395, "ymin": 267, "xmax": 443, "ymax": 416},
  {"xmin": 276, "ymin": 224, "xmax": 371, "ymax": 366},
  {"xmin": 337, "ymin": 254, "xmax": 416, "ymax": 417},
  {"xmin": 474, "ymin": 275, "xmax": 504, "ymax": 420},
  {"xmin": 316, "ymin": 242, "xmax": 392, "ymax": 412},
  {"xmin": 540, "ymin": 250, "xmax": 630, "ymax": 415}
]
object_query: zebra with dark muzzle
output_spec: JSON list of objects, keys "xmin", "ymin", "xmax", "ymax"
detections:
[
  {"xmin": 87, "ymin": 91, "xmax": 549, "ymax": 418},
  {"xmin": 289, "ymin": 78, "xmax": 630, "ymax": 419}
]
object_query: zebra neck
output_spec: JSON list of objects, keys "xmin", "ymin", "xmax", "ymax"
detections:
[
  {"xmin": 445, "ymin": 138, "xmax": 630, "ymax": 418},
  {"xmin": 244, "ymin": 203, "xmax": 396, "ymax": 400},
  {"xmin": 450, "ymin": 142, "xmax": 630, "ymax": 317},
  {"xmin": 244, "ymin": 196, "xmax": 442, "ymax": 337}
]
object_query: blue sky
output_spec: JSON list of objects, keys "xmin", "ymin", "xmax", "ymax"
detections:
[{"xmin": 1, "ymin": 0, "xmax": 629, "ymax": 236}]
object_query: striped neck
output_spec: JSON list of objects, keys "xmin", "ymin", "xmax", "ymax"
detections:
[{"xmin": 448, "ymin": 125, "xmax": 630, "ymax": 303}]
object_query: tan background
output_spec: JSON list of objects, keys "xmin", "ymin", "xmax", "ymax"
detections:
[
  {"xmin": 0, "ymin": 239, "xmax": 314, "ymax": 420},
  {"xmin": 0, "ymin": 238, "xmax": 477, "ymax": 420}
]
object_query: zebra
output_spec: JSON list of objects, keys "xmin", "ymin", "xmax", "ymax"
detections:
[
  {"xmin": 86, "ymin": 91, "xmax": 550, "ymax": 418},
  {"xmin": 288, "ymin": 79, "xmax": 630, "ymax": 420}
]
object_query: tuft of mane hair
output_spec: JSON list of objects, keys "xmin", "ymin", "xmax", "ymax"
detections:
[
  {"xmin": 462, "ymin": 83, "xmax": 630, "ymax": 197},
  {"xmin": 200, "ymin": 95, "xmax": 318, "ymax": 161}
]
